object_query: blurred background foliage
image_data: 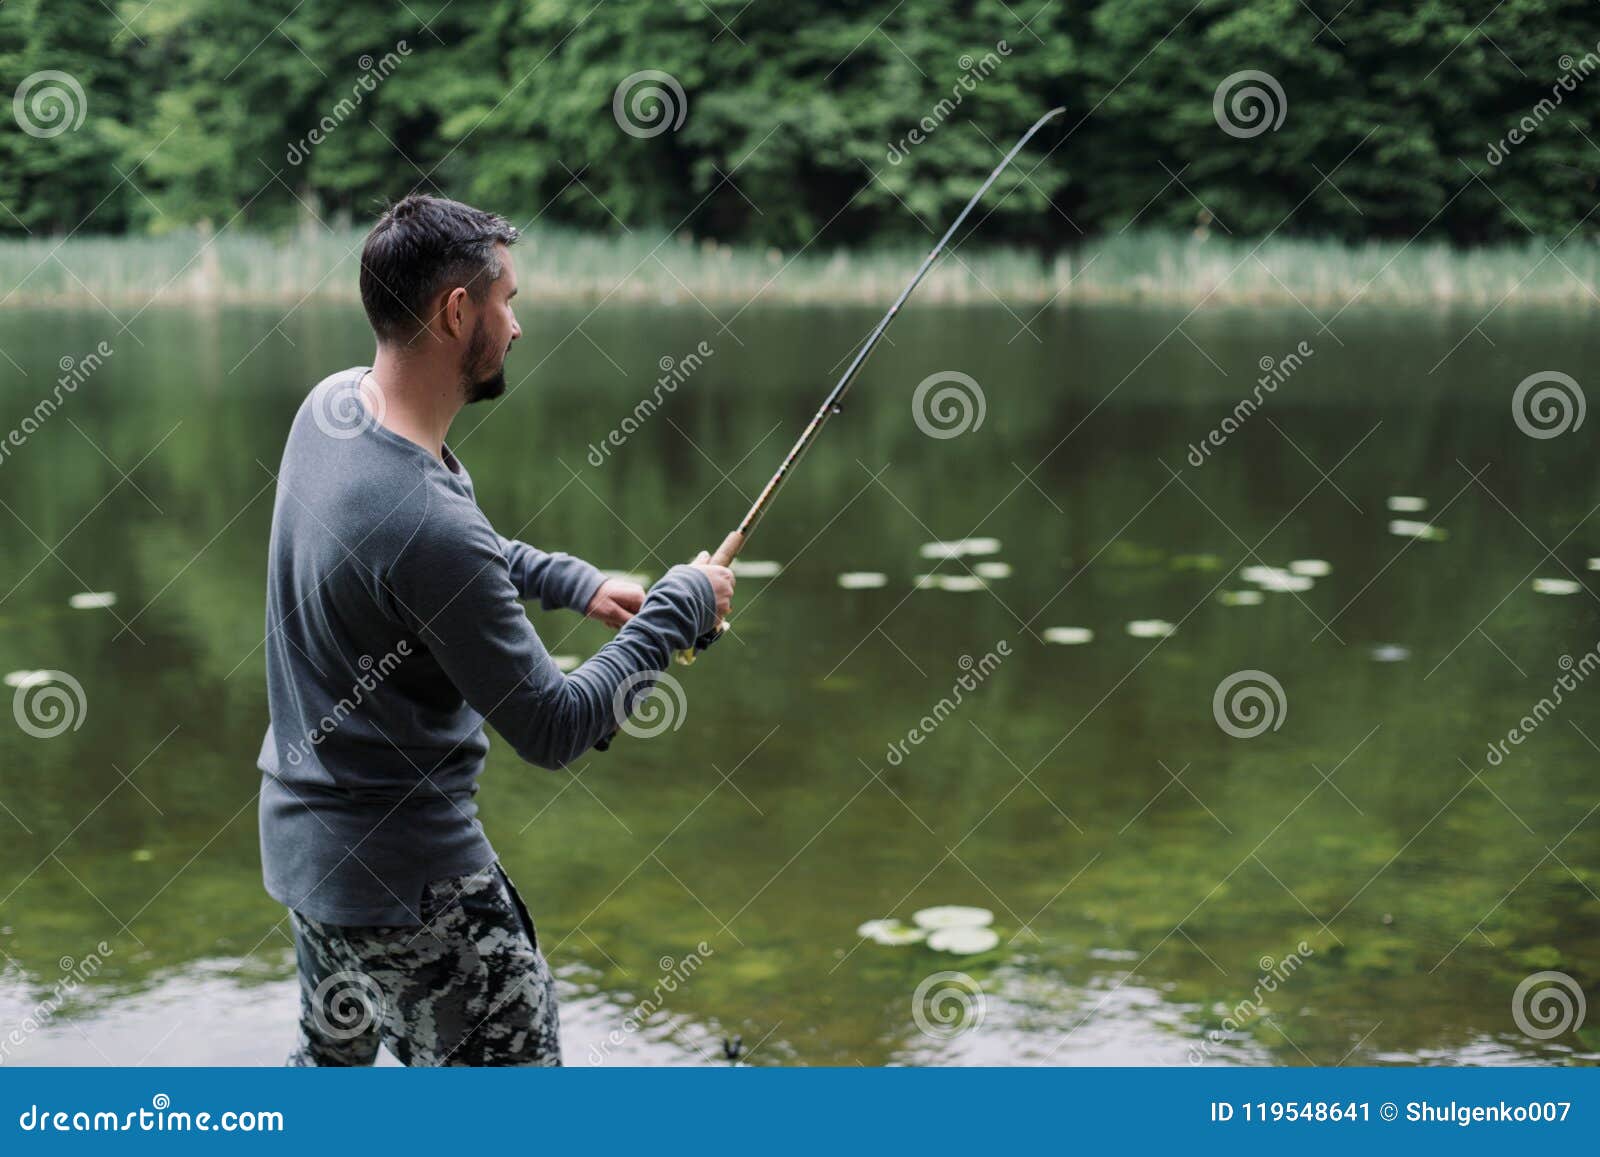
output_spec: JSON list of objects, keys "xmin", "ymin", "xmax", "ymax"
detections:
[{"xmin": 1, "ymin": 0, "xmax": 1598, "ymax": 246}]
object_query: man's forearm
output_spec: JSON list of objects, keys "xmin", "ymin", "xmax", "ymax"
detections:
[
  {"xmin": 498, "ymin": 536, "xmax": 607, "ymax": 613},
  {"xmin": 505, "ymin": 564, "xmax": 717, "ymax": 768}
]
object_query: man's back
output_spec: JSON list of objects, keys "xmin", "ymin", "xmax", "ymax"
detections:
[{"xmin": 257, "ymin": 368, "xmax": 717, "ymax": 925}]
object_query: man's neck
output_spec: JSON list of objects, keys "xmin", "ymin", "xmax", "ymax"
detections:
[{"xmin": 367, "ymin": 346, "xmax": 463, "ymax": 461}]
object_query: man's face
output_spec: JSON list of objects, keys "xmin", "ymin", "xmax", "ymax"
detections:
[{"xmin": 462, "ymin": 245, "xmax": 521, "ymax": 404}]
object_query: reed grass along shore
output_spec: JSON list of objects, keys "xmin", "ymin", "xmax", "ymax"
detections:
[{"xmin": 3, "ymin": 227, "xmax": 1597, "ymax": 310}]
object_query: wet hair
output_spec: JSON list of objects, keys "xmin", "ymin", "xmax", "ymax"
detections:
[{"xmin": 358, "ymin": 193, "xmax": 519, "ymax": 344}]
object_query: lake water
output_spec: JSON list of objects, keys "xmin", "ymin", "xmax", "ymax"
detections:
[{"xmin": 1, "ymin": 300, "xmax": 1597, "ymax": 1067}]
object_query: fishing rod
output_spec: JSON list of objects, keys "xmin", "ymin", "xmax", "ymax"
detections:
[{"xmin": 678, "ymin": 105, "xmax": 1067, "ymax": 663}]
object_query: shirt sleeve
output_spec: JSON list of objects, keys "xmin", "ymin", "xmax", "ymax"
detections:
[
  {"xmin": 496, "ymin": 535, "xmax": 608, "ymax": 614},
  {"xmin": 387, "ymin": 512, "xmax": 717, "ymax": 770}
]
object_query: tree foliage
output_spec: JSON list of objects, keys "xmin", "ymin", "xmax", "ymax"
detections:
[{"xmin": 2, "ymin": 0, "xmax": 1597, "ymax": 245}]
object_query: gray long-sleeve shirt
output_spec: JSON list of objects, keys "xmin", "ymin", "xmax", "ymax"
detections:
[{"xmin": 257, "ymin": 367, "xmax": 717, "ymax": 924}]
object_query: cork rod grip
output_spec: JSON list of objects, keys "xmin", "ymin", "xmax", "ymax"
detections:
[{"xmin": 709, "ymin": 529, "xmax": 745, "ymax": 569}]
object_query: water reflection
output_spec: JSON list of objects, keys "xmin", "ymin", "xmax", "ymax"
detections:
[{"xmin": 1, "ymin": 301, "xmax": 1597, "ymax": 1066}]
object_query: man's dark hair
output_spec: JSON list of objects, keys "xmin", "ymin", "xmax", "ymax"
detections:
[{"xmin": 359, "ymin": 194, "xmax": 520, "ymax": 344}]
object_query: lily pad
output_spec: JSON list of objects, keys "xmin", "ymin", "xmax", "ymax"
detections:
[
  {"xmin": 1043, "ymin": 626, "xmax": 1093, "ymax": 645},
  {"xmin": 957, "ymin": 537, "xmax": 1001, "ymax": 557},
  {"xmin": 918, "ymin": 538, "xmax": 1001, "ymax": 560},
  {"xmin": 927, "ymin": 926, "xmax": 1001, "ymax": 954},
  {"xmin": 1218, "ymin": 590, "xmax": 1264, "ymax": 607},
  {"xmin": 1104, "ymin": 540, "xmax": 1165, "ymax": 567},
  {"xmin": 1088, "ymin": 947, "xmax": 1139, "ymax": 961},
  {"xmin": 1241, "ymin": 566, "xmax": 1313, "ymax": 592},
  {"xmin": 912, "ymin": 905, "xmax": 994, "ymax": 930},
  {"xmin": 1389, "ymin": 519, "xmax": 1446, "ymax": 541},
  {"xmin": 1532, "ymin": 577, "xmax": 1581, "ymax": 595},
  {"xmin": 1239, "ymin": 565, "xmax": 1279, "ymax": 585},
  {"xmin": 837, "ymin": 572, "xmax": 888, "ymax": 589},
  {"xmin": 857, "ymin": 918, "xmax": 926, "ymax": 946}
]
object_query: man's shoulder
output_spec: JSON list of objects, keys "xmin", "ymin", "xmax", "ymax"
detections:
[
  {"xmin": 276, "ymin": 369, "xmax": 467, "ymax": 556},
  {"xmin": 290, "ymin": 366, "xmax": 370, "ymax": 438}
]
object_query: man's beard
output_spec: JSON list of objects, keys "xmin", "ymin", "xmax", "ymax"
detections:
[{"xmin": 461, "ymin": 318, "xmax": 507, "ymax": 404}]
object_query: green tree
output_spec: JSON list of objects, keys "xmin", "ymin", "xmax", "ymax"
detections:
[
  {"xmin": 0, "ymin": 0, "xmax": 136, "ymax": 234},
  {"xmin": 4, "ymin": 0, "xmax": 1600, "ymax": 245}
]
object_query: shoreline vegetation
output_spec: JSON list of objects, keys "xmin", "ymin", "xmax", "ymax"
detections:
[{"xmin": 3, "ymin": 227, "xmax": 1599, "ymax": 310}]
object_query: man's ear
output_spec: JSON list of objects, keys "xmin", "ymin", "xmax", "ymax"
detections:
[{"xmin": 440, "ymin": 286, "xmax": 470, "ymax": 338}]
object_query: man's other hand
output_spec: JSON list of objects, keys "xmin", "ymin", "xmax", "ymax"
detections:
[{"xmin": 584, "ymin": 578, "xmax": 646, "ymax": 629}]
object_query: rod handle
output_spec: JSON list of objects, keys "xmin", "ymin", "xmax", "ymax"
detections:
[
  {"xmin": 710, "ymin": 529, "xmax": 745, "ymax": 568},
  {"xmin": 674, "ymin": 530, "xmax": 744, "ymax": 666}
]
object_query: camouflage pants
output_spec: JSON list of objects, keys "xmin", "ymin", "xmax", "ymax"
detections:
[{"xmin": 286, "ymin": 862, "xmax": 562, "ymax": 1066}]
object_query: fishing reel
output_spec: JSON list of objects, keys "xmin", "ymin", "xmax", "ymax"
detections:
[
  {"xmin": 674, "ymin": 619, "xmax": 730, "ymax": 666},
  {"xmin": 594, "ymin": 621, "xmax": 727, "ymax": 751}
]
